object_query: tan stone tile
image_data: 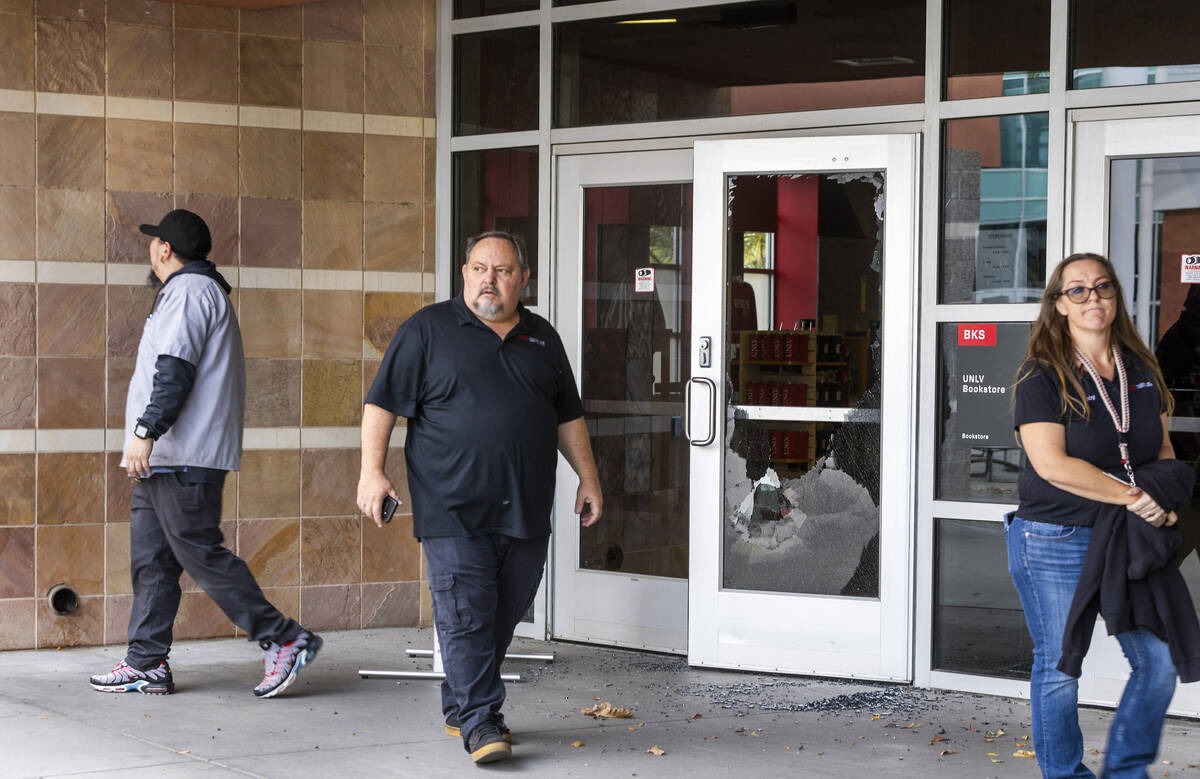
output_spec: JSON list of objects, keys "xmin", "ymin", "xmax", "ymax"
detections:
[
  {"xmin": 104, "ymin": 522, "xmax": 130, "ymax": 595},
  {"xmin": 364, "ymin": 202, "xmax": 422, "ymax": 272},
  {"xmin": 240, "ymin": 288, "xmax": 301, "ymax": 358},
  {"xmin": 107, "ymin": 285, "xmax": 154, "ymax": 358},
  {"xmin": 37, "ymin": 594, "xmax": 103, "ymax": 647},
  {"xmin": 240, "ymin": 127, "xmax": 301, "ymax": 200},
  {"xmin": 36, "ymin": 18, "xmax": 103, "ymax": 94},
  {"xmin": 174, "ymin": 590, "xmax": 236, "ymax": 640},
  {"xmin": 37, "ymin": 284, "xmax": 105, "ymax": 357},
  {"xmin": 364, "ymin": 135, "xmax": 422, "ymax": 204},
  {"xmin": 0, "ymin": 526, "xmax": 34, "ymax": 597},
  {"xmin": 0, "ymin": 185, "xmax": 34, "ymax": 259},
  {"xmin": 361, "ymin": 581, "xmax": 418, "ymax": 627},
  {"xmin": 419, "ymin": 575, "xmax": 431, "ymax": 626},
  {"xmin": 0, "ymin": 453, "xmax": 34, "ymax": 525},
  {"xmin": 362, "ymin": 358, "xmax": 381, "ymax": 397},
  {"xmin": 107, "ymin": 119, "xmax": 172, "ymax": 193},
  {"xmin": 238, "ymin": 518, "xmax": 299, "ymax": 586},
  {"xmin": 175, "ymin": 123, "xmax": 238, "ymax": 196},
  {"xmin": 260, "ymin": 586, "xmax": 299, "ymax": 626},
  {"xmin": 37, "ymin": 356, "xmax": 104, "ymax": 428},
  {"xmin": 365, "ymin": 0, "xmax": 419, "ymax": 48},
  {"xmin": 240, "ymin": 4, "xmax": 300, "ymax": 36},
  {"xmin": 241, "ymin": 198, "xmax": 301, "ymax": 268},
  {"xmin": 177, "ymin": 192, "xmax": 238, "ymax": 266},
  {"xmin": 301, "ymin": 358, "xmax": 360, "ymax": 427},
  {"xmin": 303, "ymin": 40, "xmax": 364, "ymax": 113},
  {"xmin": 302, "ymin": 290, "xmax": 362, "ymax": 358},
  {"xmin": 240, "ymin": 35, "xmax": 302, "ymax": 108},
  {"xmin": 36, "ymin": 523, "xmax": 104, "ymax": 593},
  {"xmin": 361, "ymin": 514, "xmax": 419, "ymax": 582},
  {"xmin": 108, "ymin": 0, "xmax": 170, "ymax": 25},
  {"xmin": 174, "ymin": 4, "xmax": 236, "ymax": 31},
  {"xmin": 365, "ymin": 45, "xmax": 421, "ymax": 116},
  {"xmin": 174, "ymin": 29, "xmax": 237, "ymax": 103},
  {"xmin": 363, "ymin": 292, "xmax": 422, "ymax": 359},
  {"xmin": 303, "ymin": 131, "xmax": 363, "ymax": 202},
  {"xmin": 422, "ymin": 0, "xmax": 435, "ymax": 50},
  {"xmin": 36, "ymin": 188, "xmax": 105, "ymax": 262},
  {"xmin": 0, "ymin": 598, "xmax": 35, "ymax": 650},
  {"xmin": 0, "ymin": 356, "xmax": 35, "ymax": 428},
  {"xmin": 302, "ymin": 200, "xmax": 362, "ymax": 270},
  {"xmin": 105, "ymin": 451, "xmax": 132, "ymax": 523},
  {"xmin": 245, "ymin": 358, "xmax": 301, "ymax": 427},
  {"xmin": 304, "ymin": 0, "xmax": 362, "ymax": 41},
  {"xmin": 35, "ymin": 0, "xmax": 103, "ymax": 20},
  {"xmin": 38, "ymin": 115, "xmax": 104, "ymax": 190},
  {"xmin": 0, "ymin": 283, "xmax": 35, "ymax": 355},
  {"xmin": 423, "ymin": 48, "xmax": 435, "ymax": 118},
  {"xmin": 423, "ymin": 203, "xmax": 435, "ymax": 273},
  {"xmin": 238, "ymin": 449, "xmax": 300, "ymax": 519},
  {"xmin": 0, "ymin": 0, "xmax": 29, "ymax": 13},
  {"xmin": 0, "ymin": 112, "xmax": 34, "ymax": 187},
  {"xmin": 106, "ymin": 357, "xmax": 134, "ymax": 429},
  {"xmin": 103, "ymin": 593, "xmax": 131, "ymax": 645},
  {"xmin": 300, "ymin": 516, "xmax": 359, "ymax": 586},
  {"xmin": 222, "ymin": 472, "xmax": 237, "ymax": 520},
  {"xmin": 424, "ymin": 137, "xmax": 435, "ymax": 204},
  {"xmin": 300, "ymin": 448, "xmax": 359, "ymax": 517},
  {"xmin": 299, "ymin": 583, "xmax": 359, "ymax": 631},
  {"xmin": 106, "ymin": 23, "xmax": 172, "ymax": 99},
  {"xmin": 106, "ymin": 190, "xmax": 171, "ymax": 264},
  {"xmin": 0, "ymin": 14, "xmax": 34, "ymax": 90}
]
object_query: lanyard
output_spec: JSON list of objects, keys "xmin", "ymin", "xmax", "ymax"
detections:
[{"xmin": 1075, "ymin": 347, "xmax": 1135, "ymax": 487}]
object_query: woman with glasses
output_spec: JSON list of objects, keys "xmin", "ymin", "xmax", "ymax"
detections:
[{"xmin": 1009, "ymin": 252, "xmax": 1189, "ymax": 779}]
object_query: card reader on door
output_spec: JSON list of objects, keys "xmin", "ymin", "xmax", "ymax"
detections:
[{"xmin": 698, "ymin": 336, "xmax": 711, "ymax": 368}]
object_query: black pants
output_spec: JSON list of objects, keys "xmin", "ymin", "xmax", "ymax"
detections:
[
  {"xmin": 126, "ymin": 472, "xmax": 300, "ymax": 669},
  {"xmin": 422, "ymin": 534, "xmax": 548, "ymax": 743}
]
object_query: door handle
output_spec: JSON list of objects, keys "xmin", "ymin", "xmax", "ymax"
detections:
[{"xmin": 685, "ymin": 376, "xmax": 717, "ymax": 447}]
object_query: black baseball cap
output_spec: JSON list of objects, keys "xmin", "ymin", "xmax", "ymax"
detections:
[{"xmin": 139, "ymin": 209, "xmax": 212, "ymax": 262}]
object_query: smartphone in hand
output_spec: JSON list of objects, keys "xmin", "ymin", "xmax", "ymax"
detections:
[{"xmin": 381, "ymin": 495, "xmax": 399, "ymax": 524}]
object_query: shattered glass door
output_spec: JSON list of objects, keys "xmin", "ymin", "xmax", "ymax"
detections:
[
  {"xmin": 579, "ymin": 184, "xmax": 692, "ymax": 579},
  {"xmin": 724, "ymin": 173, "xmax": 884, "ymax": 597}
]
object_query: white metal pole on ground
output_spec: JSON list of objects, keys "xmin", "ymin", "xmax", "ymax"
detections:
[{"xmin": 358, "ymin": 628, "xmax": 554, "ymax": 682}]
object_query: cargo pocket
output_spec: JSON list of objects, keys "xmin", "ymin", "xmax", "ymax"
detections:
[{"xmin": 429, "ymin": 574, "xmax": 468, "ymax": 630}]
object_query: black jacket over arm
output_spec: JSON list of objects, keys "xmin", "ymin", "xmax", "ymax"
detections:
[{"xmin": 1058, "ymin": 458, "xmax": 1200, "ymax": 681}]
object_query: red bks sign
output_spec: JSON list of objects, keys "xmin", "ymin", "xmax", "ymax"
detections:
[{"xmin": 958, "ymin": 323, "xmax": 996, "ymax": 346}]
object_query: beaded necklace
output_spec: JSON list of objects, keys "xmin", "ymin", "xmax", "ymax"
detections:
[{"xmin": 1075, "ymin": 346, "xmax": 1135, "ymax": 486}]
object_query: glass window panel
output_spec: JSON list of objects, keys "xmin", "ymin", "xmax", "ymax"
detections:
[
  {"xmin": 578, "ymin": 183, "xmax": 692, "ymax": 579},
  {"xmin": 940, "ymin": 114, "xmax": 1048, "ymax": 304},
  {"xmin": 936, "ymin": 322, "xmax": 1031, "ymax": 503},
  {"xmin": 723, "ymin": 172, "xmax": 884, "ymax": 597},
  {"xmin": 452, "ymin": 148, "xmax": 539, "ymax": 305},
  {"xmin": 455, "ymin": 0, "xmax": 538, "ymax": 19},
  {"xmin": 554, "ymin": 1, "xmax": 924, "ymax": 129},
  {"xmin": 944, "ymin": 0, "xmax": 1050, "ymax": 99},
  {"xmin": 934, "ymin": 519, "xmax": 1032, "ymax": 678},
  {"xmin": 454, "ymin": 27, "xmax": 538, "ymax": 136},
  {"xmin": 1072, "ymin": 1, "xmax": 1200, "ymax": 89}
]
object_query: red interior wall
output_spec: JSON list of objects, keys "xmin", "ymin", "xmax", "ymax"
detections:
[{"xmin": 774, "ymin": 177, "xmax": 819, "ymax": 329}]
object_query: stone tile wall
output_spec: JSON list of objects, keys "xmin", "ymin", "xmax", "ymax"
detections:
[{"xmin": 0, "ymin": 0, "xmax": 435, "ymax": 651}]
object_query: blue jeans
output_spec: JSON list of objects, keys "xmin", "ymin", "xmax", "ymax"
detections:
[
  {"xmin": 422, "ymin": 534, "xmax": 548, "ymax": 745},
  {"xmin": 1006, "ymin": 516, "xmax": 1177, "ymax": 779}
]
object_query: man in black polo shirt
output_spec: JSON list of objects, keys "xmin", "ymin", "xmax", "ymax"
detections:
[{"xmin": 358, "ymin": 231, "xmax": 602, "ymax": 765}]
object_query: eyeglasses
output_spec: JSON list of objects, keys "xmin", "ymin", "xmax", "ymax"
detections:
[{"xmin": 1056, "ymin": 281, "xmax": 1117, "ymax": 304}]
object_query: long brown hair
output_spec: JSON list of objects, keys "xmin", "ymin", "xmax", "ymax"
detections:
[{"xmin": 1015, "ymin": 252, "xmax": 1173, "ymax": 420}]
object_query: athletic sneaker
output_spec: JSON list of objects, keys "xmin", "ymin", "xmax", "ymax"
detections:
[
  {"xmin": 253, "ymin": 630, "xmax": 322, "ymax": 698},
  {"xmin": 466, "ymin": 721, "xmax": 511, "ymax": 764},
  {"xmin": 445, "ymin": 713, "xmax": 512, "ymax": 742},
  {"xmin": 89, "ymin": 660, "xmax": 174, "ymax": 695}
]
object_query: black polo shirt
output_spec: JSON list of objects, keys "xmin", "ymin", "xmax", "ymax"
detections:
[
  {"xmin": 1014, "ymin": 353, "xmax": 1165, "ymax": 526},
  {"xmin": 366, "ymin": 296, "xmax": 584, "ymax": 538}
]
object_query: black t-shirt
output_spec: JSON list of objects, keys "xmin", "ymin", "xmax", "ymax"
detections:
[
  {"xmin": 1014, "ymin": 353, "xmax": 1164, "ymax": 526},
  {"xmin": 365, "ymin": 296, "xmax": 584, "ymax": 538}
]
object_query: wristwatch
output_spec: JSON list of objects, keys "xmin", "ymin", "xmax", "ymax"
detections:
[{"xmin": 134, "ymin": 423, "xmax": 156, "ymax": 440}]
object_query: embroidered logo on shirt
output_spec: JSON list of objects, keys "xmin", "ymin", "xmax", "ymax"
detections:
[
  {"xmin": 519, "ymin": 335, "xmax": 546, "ymax": 346},
  {"xmin": 1134, "ymin": 381, "xmax": 1154, "ymax": 390}
]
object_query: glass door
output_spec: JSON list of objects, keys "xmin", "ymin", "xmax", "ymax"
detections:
[
  {"xmin": 552, "ymin": 149, "xmax": 693, "ymax": 652},
  {"xmin": 689, "ymin": 136, "xmax": 920, "ymax": 680},
  {"xmin": 1073, "ymin": 115, "xmax": 1200, "ymax": 715}
]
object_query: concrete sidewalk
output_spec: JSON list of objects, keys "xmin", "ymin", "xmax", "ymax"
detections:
[{"xmin": 3, "ymin": 628, "xmax": 1198, "ymax": 778}]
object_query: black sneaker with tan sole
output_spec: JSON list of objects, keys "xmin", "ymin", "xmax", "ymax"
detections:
[
  {"xmin": 446, "ymin": 713, "xmax": 512, "ymax": 742},
  {"xmin": 466, "ymin": 721, "xmax": 512, "ymax": 764}
]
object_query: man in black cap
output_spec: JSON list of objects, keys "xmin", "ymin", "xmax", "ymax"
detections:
[{"xmin": 89, "ymin": 209, "xmax": 321, "ymax": 697}]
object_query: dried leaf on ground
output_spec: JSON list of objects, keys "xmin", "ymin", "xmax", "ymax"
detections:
[
  {"xmin": 647, "ymin": 745, "xmax": 666, "ymax": 756},
  {"xmin": 580, "ymin": 702, "xmax": 633, "ymax": 719},
  {"xmin": 1014, "ymin": 750, "xmax": 1036, "ymax": 758},
  {"xmin": 571, "ymin": 740, "xmax": 585, "ymax": 748},
  {"xmin": 929, "ymin": 734, "xmax": 949, "ymax": 744},
  {"xmin": 689, "ymin": 713, "xmax": 703, "ymax": 720},
  {"xmin": 901, "ymin": 722, "xmax": 921, "ymax": 729},
  {"xmin": 940, "ymin": 749, "xmax": 958, "ymax": 756}
]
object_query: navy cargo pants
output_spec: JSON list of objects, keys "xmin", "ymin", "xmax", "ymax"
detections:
[
  {"xmin": 421, "ymin": 534, "xmax": 548, "ymax": 744},
  {"xmin": 126, "ymin": 472, "xmax": 301, "ymax": 670}
]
